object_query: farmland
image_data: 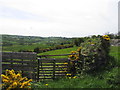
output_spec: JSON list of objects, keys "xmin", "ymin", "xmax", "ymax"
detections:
[
  {"xmin": 1, "ymin": 34, "xmax": 120, "ymax": 88},
  {"xmin": 2, "ymin": 34, "xmax": 74, "ymax": 52}
]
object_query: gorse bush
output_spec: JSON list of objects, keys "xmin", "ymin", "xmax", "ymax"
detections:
[
  {"xmin": 68, "ymin": 35, "xmax": 111, "ymax": 74},
  {"xmin": 1, "ymin": 69, "xmax": 32, "ymax": 90}
]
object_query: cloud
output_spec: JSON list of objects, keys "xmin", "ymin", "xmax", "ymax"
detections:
[
  {"xmin": 0, "ymin": 5, "xmax": 49, "ymax": 22},
  {"xmin": 0, "ymin": 0, "xmax": 119, "ymax": 37}
]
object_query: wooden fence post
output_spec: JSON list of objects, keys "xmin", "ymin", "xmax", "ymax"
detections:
[
  {"xmin": 10, "ymin": 53, "xmax": 13, "ymax": 69},
  {"xmin": 37, "ymin": 58, "xmax": 40, "ymax": 81},
  {"xmin": 53, "ymin": 58, "xmax": 56, "ymax": 80}
]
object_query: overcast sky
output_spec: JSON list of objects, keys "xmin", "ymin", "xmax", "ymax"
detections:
[{"xmin": 0, "ymin": 0, "xmax": 119, "ymax": 37}]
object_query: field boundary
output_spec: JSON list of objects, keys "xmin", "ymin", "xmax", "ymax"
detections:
[
  {"xmin": 2, "ymin": 52, "xmax": 37, "ymax": 80},
  {"xmin": 2, "ymin": 52, "xmax": 73, "ymax": 81}
]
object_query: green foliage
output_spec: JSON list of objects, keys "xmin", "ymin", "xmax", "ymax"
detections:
[
  {"xmin": 76, "ymin": 36, "xmax": 111, "ymax": 73},
  {"xmin": 34, "ymin": 47, "xmax": 40, "ymax": 53},
  {"xmin": 74, "ymin": 38, "xmax": 84, "ymax": 46},
  {"xmin": 106, "ymin": 67, "xmax": 120, "ymax": 88}
]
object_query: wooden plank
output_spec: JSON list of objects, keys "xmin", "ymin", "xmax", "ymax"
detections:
[
  {"xmin": 39, "ymin": 74, "xmax": 53, "ymax": 77},
  {"xmin": 2, "ymin": 66, "xmax": 35, "ymax": 71},
  {"xmin": 40, "ymin": 69, "xmax": 67, "ymax": 71},
  {"xmin": 39, "ymin": 66, "xmax": 67, "ymax": 68},
  {"xmin": 39, "ymin": 58, "xmax": 69, "ymax": 63},
  {"xmin": 2, "ymin": 52, "xmax": 37, "ymax": 60},
  {"xmin": 39, "ymin": 70, "xmax": 53, "ymax": 71},
  {"xmin": 2, "ymin": 60, "xmax": 37, "ymax": 64},
  {"xmin": 53, "ymin": 59, "xmax": 55, "ymax": 80},
  {"xmin": 39, "ymin": 64, "xmax": 67, "ymax": 66},
  {"xmin": 39, "ymin": 72, "xmax": 66, "ymax": 74},
  {"xmin": 2, "ymin": 64, "xmax": 36, "ymax": 67},
  {"xmin": 37, "ymin": 58, "xmax": 40, "ymax": 81},
  {"xmin": 39, "ymin": 73, "xmax": 66, "ymax": 75},
  {"xmin": 38, "ymin": 53, "xmax": 78, "ymax": 57},
  {"xmin": 39, "ymin": 78, "xmax": 53, "ymax": 79},
  {"xmin": 39, "ymin": 74, "xmax": 65, "ymax": 76}
]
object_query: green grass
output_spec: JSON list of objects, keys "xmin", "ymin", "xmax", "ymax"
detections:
[
  {"xmin": 109, "ymin": 46, "xmax": 120, "ymax": 67},
  {"xmin": 31, "ymin": 46, "xmax": 120, "ymax": 88},
  {"xmin": 2, "ymin": 43, "xmax": 50, "ymax": 52},
  {"xmin": 38, "ymin": 46, "xmax": 78, "ymax": 58},
  {"xmin": 109, "ymin": 46, "xmax": 120, "ymax": 59}
]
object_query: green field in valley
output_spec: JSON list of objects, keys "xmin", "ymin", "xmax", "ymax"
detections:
[{"xmin": 38, "ymin": 46, "xmax": 78, "ymax": 58}]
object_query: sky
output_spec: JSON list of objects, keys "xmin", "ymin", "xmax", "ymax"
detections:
[{"xmin": 0, "ymin": 0, "xmax": 119, "ymax": 37}]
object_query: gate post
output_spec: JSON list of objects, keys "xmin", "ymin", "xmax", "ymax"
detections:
[
  {"xmin": 37, "ymin": 58, "xmax": 40, "ymax": 81},
  {"xmin": 53, "ymin": 58, "xmax": 56, "ymax": 80}
]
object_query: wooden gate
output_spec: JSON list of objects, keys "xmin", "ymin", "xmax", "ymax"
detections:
[{"xmin": 37, "ymin": 58, "xmax": 70, "ymax": 81}]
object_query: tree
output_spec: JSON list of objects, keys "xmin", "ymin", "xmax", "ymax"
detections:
[
  {"xmin": 74, "ymin": 38, "xmax": 84, "ymax": 46},
  {"xmin": 34, "ymin": 47, "xmax": 40, "ymax": 53}
]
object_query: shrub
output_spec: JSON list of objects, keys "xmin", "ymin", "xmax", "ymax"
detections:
[
  {"xmin": 68, "ymin": 35, "xmax": 111, "ymax": 74},
  {"xmin": 1, "ymin": 69, "xmax": 32, "ymax": 90},
  {"xmin": 78, "ymin": 35, "xmax": 110, "ymax": 73}
]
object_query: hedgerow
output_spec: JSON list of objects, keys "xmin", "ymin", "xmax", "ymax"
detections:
[{"xmin": 67, "ymin": 35, "xmax": 111, "ymax": 75}]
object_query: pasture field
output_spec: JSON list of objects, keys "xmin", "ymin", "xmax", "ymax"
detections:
[
  {"xmin": 31, "ymin": 46, "xmax": 120, "ymax": 88},
  {"xmin": 2, "ymin": 34, "xmax": 73, "ymax": 52},
  {"xmin": 2, "ymin": 43, "xmax": 49, "ymax": 52},
  {"xmin": 38, "ymin": 46, "xmax": 78, "ymax": 58}
]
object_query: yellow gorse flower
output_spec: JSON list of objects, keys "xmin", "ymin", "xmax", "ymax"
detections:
[
  {"xmin": 66, "ymin": 73, "xmax": 71, "ymax": 76},
  {"xmin": 73, "ymin": 76, "xmax": 77, "ymax": 79},
  {"xmin": 69, "ymin": 51, "xmax": 79, "ymax": 60},
  {"xmin": 69, "ymin": 77, "xmax": 71, "ymax": 79},
  {"xmin": 71, "ymin": 51, "xmax": 77, "ymax": 54},
  {"xmin": 64, "ymin": 63, "xmax": 68, "ymax": 65},
  {"xmin": 45, "ymin": 84, "xmax": 48, "ymax": 86},
  {"xmin": 102, "ymin": 35, "xmax": 110, "ymax": 41},
  {"xmin": 1, "ymin": 69, "xmax": 32, "ymax": 89},
  {"xmin": 77, "ymin": 47, "xmax": 82, "ymax": 52}
]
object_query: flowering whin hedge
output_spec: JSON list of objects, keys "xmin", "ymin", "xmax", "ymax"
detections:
[{"xmin": 1, "ymin": 69, "xmax": 32, "ymax": 90}]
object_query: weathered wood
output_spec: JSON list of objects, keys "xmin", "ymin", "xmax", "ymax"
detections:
[
  {"xmin": 2, "ymin": 60, "xmax": 37, "ymax": 64},
  {"xmin": 38, "ymin": 66, "xmax": 67, "ymax": 69},
  {"xmin": 2, "ymin": 64, "xmax": 36, "ymax": 67},
  {"xmin": 40, "ymin": 63, "xmax": 67, "ymax": 66},
  {"xmin": 2, "ymin": 52, "xmax": 37, "ymax": 80},
  {"xmin": 38, "ymin": 58, "xmax": 69, "ymax": 80},
  {"xmin": 2, "ymin": 52, "xmax": 37, "ymax": 60},
  {"xmin": 37, "ymin": 58, "xmax": 40, "ymax": 81},
  {"xmin": 39, "ymin": 72, "xmax": 65, "ymax": 74},
  {"xmin": 38, "ymin": 53, "xmax": 78, "ymax": 57},
  {"xmin": 2, "ymin": 52, "xmax": 71, "ymax": 80},
  {"xmin": 53, "ymin": 59, "xmax": 55, "ymax": 80},
  {"xmin": 39, "ymin": 58, "xmax": 69, "ymax": 63},
  {"xmin": 39, "ymin": 78, "xmax": 53, "ymax": 79},
  {"xmin": 2, "ymin": 65, "xmax": 35, "ymax": 71},
  {"xmin": 39, "ymin": 74, "xmax": 66, "ymax": 77}
]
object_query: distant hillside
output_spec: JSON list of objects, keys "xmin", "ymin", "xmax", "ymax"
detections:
[
  {"xmin": 2, "ymin": 34, "xmax": 74, "ymax": 52},
  {"xmin": 2, "ymin": 34, "xmax": 73, "ymax": 46}
]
